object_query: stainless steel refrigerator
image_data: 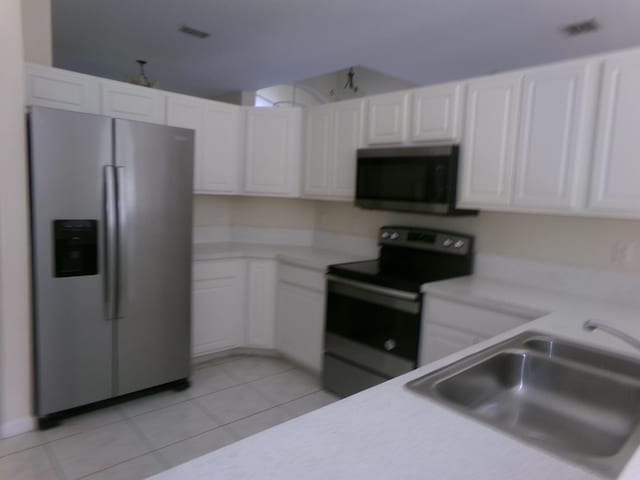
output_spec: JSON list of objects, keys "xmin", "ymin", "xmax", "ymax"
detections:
[{"xmin": 28, "ymin": 106, "xmax": 194, "ymax": 425}]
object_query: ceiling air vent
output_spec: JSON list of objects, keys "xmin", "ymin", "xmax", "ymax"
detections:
[
  {"xmin": 562, "ymin": 19, "xmax": 600, "ymax": 36},
  {"xmin": 179, "ymin": 25, "xmax": 211, "ymax": 39}
]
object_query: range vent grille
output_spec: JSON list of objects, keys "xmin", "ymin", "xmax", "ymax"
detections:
[
  {"xmin": 562, "ymin": 19, "xmax": 600, "ymax": 36},
  {"xmin": 179, "ymin": 25, "xmax": 211, "ymax": 39}
]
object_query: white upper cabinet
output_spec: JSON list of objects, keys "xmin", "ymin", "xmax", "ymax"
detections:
[
  {"xmin": 166, "ymin": 94, "xmax": 243, "ymax": 194},
  {"xmin": 25, "ymin": 63, "xmax": 101, "ymax": 114},
  {"xmin": 100, "ymin": 80, "xmax": 166, "ymax": 124},
  {"xmin": 410, "ymin": 82, "xmax": 464, "ymax": 143},
  {"xmin": 513, "ymin": 60, "xmax": 599, "ymax": 211},
  {"xmin": 244, "ymin": 107, "xmax": 302, "ymax": 196},
  {"xmin": 589, "ymin": 49, "xmax": 640, "ymax": 216},
  {"xmin": 303, "ymin": 104, "xmax": 333, "ymax": 197},
  {"xmin": 201, "ymin": 101, "xmax": 243, "ymax": 194},
  {"xmin": 458, "ymin": 72, "xmax": 522, "ymax": 208},
  {"xmin": 366, "ymin": 91, "xmax": 409, "ymax": 144},
  {"xmin": 166, "ymin": 93, "xmax": 206, "ymax": 191},
  {"xmin": 303, "ymin": 99, "xmax": 364, "ymax": 200},
  {"xmin": 331, "ymin": 99, "xmax": 365, "ymax": 198}
]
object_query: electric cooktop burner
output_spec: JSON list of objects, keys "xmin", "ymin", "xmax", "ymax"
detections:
[{"xmin": 327, "ymin": 226, "xmax": 474, "ymax": 293}]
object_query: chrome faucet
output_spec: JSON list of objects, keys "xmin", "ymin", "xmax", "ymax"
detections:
[{"xmin": 583, "ymin": 319, "xmax": 640, "ymax": 351}]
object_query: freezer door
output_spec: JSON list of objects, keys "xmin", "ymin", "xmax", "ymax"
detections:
[
  {"xmin": 114, "ymin": 119, "xmax": 194, "ymax": 395},
  {"xmin": 29, "ymin": 107, "xmax": 114, "ymax": 416}
]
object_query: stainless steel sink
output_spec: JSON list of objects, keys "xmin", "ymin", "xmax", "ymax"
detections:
[{"xmin": 407, "ymin": 331, "xmax": 640, "ymax": 478}]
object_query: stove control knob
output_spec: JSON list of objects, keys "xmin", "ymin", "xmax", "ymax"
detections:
[
  {"xmin": 381, "ymin": 232, "xmax": 390, "ymax": 240},
  {"xmin": 443, "ymin": 238, "xmax": 453, "ymax": 247},
  {"xmin": 390, "ymin": 232, "xmax": 400, "ymax": 240},
  {"xmin": 384, "ymin": 339, "xmax": 396, "ymax": 351},
  {"xmin": 454, "ymin": 240, "xmax": 465, "ymax": 249}
]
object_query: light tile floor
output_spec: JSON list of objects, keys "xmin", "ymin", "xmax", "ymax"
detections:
[{"xmin": 0, "ymin": 355, "xmax": 339, "ymax": 480}]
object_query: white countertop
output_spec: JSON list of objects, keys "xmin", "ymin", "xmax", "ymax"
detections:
[
  {"xmin": 193, "ymin": 242, "xmax": 365, "ymax": 271},
  {"xmin": 151, "ymin": 266, "xmax": 640, "ymax": 480}
]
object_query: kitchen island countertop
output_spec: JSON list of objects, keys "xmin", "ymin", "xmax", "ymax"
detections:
[{"xmin": 151, "ymin": 270, "xmax": 640, "ymax": 480}]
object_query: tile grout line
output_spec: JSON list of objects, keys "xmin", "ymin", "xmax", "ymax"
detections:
[{"xmin": 42, "ymin": 441, "xmax": 68, "ymax": 480}]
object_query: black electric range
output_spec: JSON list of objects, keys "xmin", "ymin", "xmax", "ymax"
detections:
[{"xmin": 322, "ymin": 226, "xmax": 474, "ymax": 398}]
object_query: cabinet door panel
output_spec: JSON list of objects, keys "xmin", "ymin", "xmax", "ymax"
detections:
[
  {"xmin": 459, "ymin": 74, "xmax": 522, "ymax": 207},
  {"xmin": 25, "ymin": 63, "xmax": 100, "ymax": 114},
  {"xmin": 590, "ymin": 50, "xmax": 640, "ymax": 214},
  {"xmin": 192, "ymin": 261, "xmax": 244, "ymax": 356},
  {"xmin": 245, "ymin": 108, "xmax": 302, "ymax": 196},
  {"xmin": 202, "ymin": 102, "xmax": 242, "ymax": 193},
  {"xmin": 366, "ymin": 92, "xmax": 409, "ymax": 144},
  {"xmin": 166, "ymin": 94, "xmax": 206, "ymax": 191},
  {"xmin": 514, "ymin": 61, "xmax": 597, "ymax": 210},
  {"xmin": 411, "ymin": 82, "xmax": 464, "ymax": 142},
  {"xmin": 247, "ymin": 260, "xmax": 277, "ymax": 348},
  {"xmin": 276, "ymin": 282, "xmax": 324, "ymax": 372},
  {"xmin": 304, "ymin": 105, "xmax": 333, "ymax": 196},
  {"xmin": 101, "ymin": 80, "xmax": 166, "ymax": 124},
  {"xmin": 331, "ymin": 99, "xmax": 364, "ymax": 198}
]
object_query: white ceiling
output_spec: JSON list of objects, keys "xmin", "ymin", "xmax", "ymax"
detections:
[{"xmin": 52, "ymin": 0, "xmax": 640, "ymax": 98}]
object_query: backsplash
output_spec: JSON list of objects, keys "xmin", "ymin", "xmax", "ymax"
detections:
[{"xmin": 194, "ymin": 195, "xmax": 640, "ymax": 274}]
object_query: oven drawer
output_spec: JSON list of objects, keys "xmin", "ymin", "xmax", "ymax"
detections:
[{"xmin": 322, "ymin": 353, "xmax": 388, "ymax": 398}]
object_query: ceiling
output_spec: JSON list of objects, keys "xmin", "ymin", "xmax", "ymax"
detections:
[{"xmin": 52, "ymin": 0, "xmax": 640, "ymax": 98}]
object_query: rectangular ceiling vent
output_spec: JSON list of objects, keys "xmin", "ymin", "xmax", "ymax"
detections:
[
  {"xmin": 562, "ymin": 19, "xmax": 600, "ymax": 36},
  {"xmin": 179, "ymin": 25, "xmax": 211, "ymax": 39}
]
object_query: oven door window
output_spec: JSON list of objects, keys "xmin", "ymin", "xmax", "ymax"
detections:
[{"xmin": 325, "ymin": 281, "xmax": 420, "ymax": 363}]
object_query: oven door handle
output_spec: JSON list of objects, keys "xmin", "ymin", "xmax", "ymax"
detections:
[
  {"xmin": 327, "ymin": 275, "xmax": 419, "ymax": 301},
  {"xmin": 327, "ymin": 275, "xmax": 420, "ymax": 315}
]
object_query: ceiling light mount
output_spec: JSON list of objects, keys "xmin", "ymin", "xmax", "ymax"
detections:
[{"xmin": 128, "ymin": 59, "xmax": 159, "ymax": 88}]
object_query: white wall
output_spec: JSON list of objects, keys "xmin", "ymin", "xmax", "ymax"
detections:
[
  {"xmin": 21, "ymin": 0, "xmax": 52, "ymax": 65},
  {"xmin": 195, "ymin": 196, "xmax": 640, "ymax": 274},
  {"xmin": 0, "ymin": 0, "xmax": 33, "ymax": 437}
]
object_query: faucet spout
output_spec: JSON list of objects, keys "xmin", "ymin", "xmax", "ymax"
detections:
[{"xmin": 583, "ymin": 319, "xmax": 640, "ymax": 351}]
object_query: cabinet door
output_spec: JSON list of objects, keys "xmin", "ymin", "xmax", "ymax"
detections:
[
  {"xmin": 245, "ymin": 108, "xmax": 302, "ymax": 196},
  {"xmin": 458, "ymin": 73, "xmax": 522, "ymax": 208},
  {"xmin": 192, "ymin": 261, "xmax": 245, "ymax": 356},
  {"xmin": 419, "ymin": 323, "xmax": 479, "ymax": 366},
  {"xmin": 513, "ymin": 61, "xmax": 598, "ymax": 211},
  {"xmin": 201, "ymin": 101, "xmax": 243, "ymax": 194},
  {"xmin": 166, "ymin": 93, "xmax": 206, "ymax": 191},
  {"xmin": 100, "ymin": 80, "xmax": 166, "ymax": 124},
  {"xmin": 275, "ymin": 282, "xmax": 325, "ymax": 372},
  {"xmin": 366, "ymin": 92, "xmax": 409, "ymax": 145},
  {"xmin": 331, "ymin": 99, "xmax": 365, "ymax": 198},
  {"xmin": 589, "ymin": 49, "xmax": 640, "ymax": 215},
  {"xmin": 246, "ymin": 260, "xmax": 277, "ymax": 349},
  {"xmin": 410, "ymin": 82, "xmax": 464, "ymax": 143},
  {"xmin": 24, "ymin": 63, "xmax": 100, "ymax": 114},
  {"xmin": 303, "ymin": 105, "xmax": 333, "ymax": 196}
]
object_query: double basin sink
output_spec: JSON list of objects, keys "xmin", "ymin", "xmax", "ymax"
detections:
[{"xmin": 406, "ymin": 331, "xmax": 640, "ymax": 478}]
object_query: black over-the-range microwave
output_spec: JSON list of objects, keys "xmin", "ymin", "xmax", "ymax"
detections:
[{"xmin": 355, "ymin": 145, "xmax": 478, "ymax": 216}]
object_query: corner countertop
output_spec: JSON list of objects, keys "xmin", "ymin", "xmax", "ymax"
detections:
[
  {"xmin": 192, "ymin": 242, "xmax": 367, "ymax": 271},
  {"xmin": 150, "ymin": 269, "xmax": 640, "ymax": 480}
]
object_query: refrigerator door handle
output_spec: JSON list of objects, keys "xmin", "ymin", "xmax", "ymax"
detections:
[
  {"xmin": 115, "ymin": 166, "xmax": 126, "ymax": 319},
  {"xmin": 103, "ymin": 165, "xmax": 118, "ymax": 320}
]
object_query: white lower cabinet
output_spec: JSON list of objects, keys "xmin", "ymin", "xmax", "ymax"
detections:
[
  {"xmin": 246, "ymin": 260, "xmax": 277, "ymax": 349},
  {"xmin": 421, "ymin": 323, "xmax": 480, "ymax": 365},
  {"xmin": 191, "ymin": 260, "xmax": 245, "ymax": 356},
  {"xmin": 419, "ymin": 295, "xmax": 538, "ymax": 366},
  {"xmin": 275, "ymin": 265, "xmax": 326, "ymax": 372}
]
